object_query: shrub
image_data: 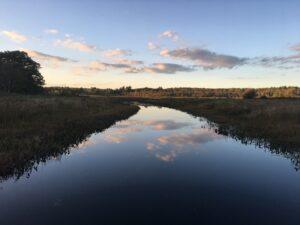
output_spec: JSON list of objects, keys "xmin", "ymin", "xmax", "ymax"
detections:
[{"xmin": 243, "ymin": 89, "xmax": 257, "ymax": 99}]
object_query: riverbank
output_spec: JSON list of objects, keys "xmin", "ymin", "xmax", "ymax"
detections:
[{"xmin": 0, "ymin": 95, "xmax": 139, "ymax": 180}]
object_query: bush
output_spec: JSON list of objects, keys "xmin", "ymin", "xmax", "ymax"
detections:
[
  {"xmin": 260, "ymin": 95, "xmax": 268, "ymax": 99},
  {"xmin": 243, "ymin": 89, "xmax": 257, "ymax": 99}
]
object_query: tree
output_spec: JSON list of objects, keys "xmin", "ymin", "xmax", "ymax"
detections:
[
  {"xmin": 243, "ymin": 89, "xmax": 257, "ymax": 99},
  {"xmin": 0, "ymin": 51, "xmax": 45, "ymax": 94}
]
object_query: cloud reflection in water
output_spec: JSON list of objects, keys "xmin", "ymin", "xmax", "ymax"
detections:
[
  {"xmin": 102, "ymin": 115, "xmax": 223, "ymax": 162},
  {"xmin": 147, "ymin": 128, "xmax": 223, "ymax": 162},
  {"xmin": 103, "ymin": 119, "xmax": 192, "ymax": 143}
]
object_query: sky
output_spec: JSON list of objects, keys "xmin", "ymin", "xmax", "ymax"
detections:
[{"xmin": 0, "ymin": 0, "xmax": 300, "ymax": 88}]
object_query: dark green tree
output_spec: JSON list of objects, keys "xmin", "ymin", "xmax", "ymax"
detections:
[{"xmin": 0, "ymin": 51, "xmax": 44, "ymax": 94}]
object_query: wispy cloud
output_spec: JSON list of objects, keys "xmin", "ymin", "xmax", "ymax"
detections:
[
  {"xmin": 104, "ymin": 48, "xmax": 132, "ymax": 58},
  {"xmin": 112, "ymin": 58, "xmax": 143, "ymax": 65},
  {"xmin": 143, "ymin": 63, "xmax": 194, "ymax": 74},
  {"xmin": 72, "ymin": 58, "xmax": 144, "ymax": 75},
  {"xmin": 44, "ymin": 29, "xmax": 59, "ymax": 34},
  {"xmin": 250, "ymin": 45, "xmax": 300, "ymax": 69},
  {"xmin": 148, "ymin": 42, "xmax": 160, "ymax": 50},
  {"xmin": 22, "ymin": 49, "xmax": 77, "ymax": 63},
  {"xmin": 73, "ymin": 60, "xmax": 194, "ymax": 75},
  {"xmin": 2, "ymin": 30, "xmax": 27, "ymax": 43},
  {"xmin": 54, "ymin": 38, "xmax": 97, "ymax": 52},
  {"xmin": 89, "ymin": 60, "xmax": 132, "ymax": 71},
  {"xmin": 159, "ymin": 30, "xmax": 179, "ymax": 42},
  {"xmin": 290, "ymin": 43, "xmax": 300, "ymax": 52},
  {"xmin": 161, "ymin": 48, "xmax": 247, "ymax": 69}
]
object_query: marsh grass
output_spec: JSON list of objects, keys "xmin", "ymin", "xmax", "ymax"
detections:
[{"xmin": 0, "ymin": 95, "xmax": 139, "ymax": 180}]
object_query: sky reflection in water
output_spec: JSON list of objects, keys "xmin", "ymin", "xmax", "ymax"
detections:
[{"xmin": 81, "ymin": 106, "xmax": 224, "ymax": 162}]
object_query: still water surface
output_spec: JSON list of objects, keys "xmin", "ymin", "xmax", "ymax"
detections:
[{"xmin": 1, "ymin": 106, "xmax": 300, "ymax": 225}]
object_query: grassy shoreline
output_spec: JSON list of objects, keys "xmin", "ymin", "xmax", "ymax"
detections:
[
  {"xmin": 1, "ymin": 94, "xmax": 299, "ymax": 179},
  {"xmin": 0, "ymin": 95, "xmax": 139, "ymax": 180}
]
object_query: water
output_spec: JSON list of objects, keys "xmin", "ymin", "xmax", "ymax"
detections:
[{"xmin": 1, "ymin": 106, "xmax": 300, "ymax": 225}]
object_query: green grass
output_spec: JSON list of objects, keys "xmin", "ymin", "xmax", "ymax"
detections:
[{"xmin": 0, "ymin": 95, "xmax": 139, "ymax": 180}]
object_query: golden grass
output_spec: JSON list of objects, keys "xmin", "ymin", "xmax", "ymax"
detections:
[{"xmin": 0, "ymin": 95, "xmax": 139, "ymax": 180}]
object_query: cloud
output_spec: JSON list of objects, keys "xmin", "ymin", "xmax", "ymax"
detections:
[
  {"xmin": 89, "ymin": 60, "xmax": 132, "ymax": 71},
  {"xmin": 113, "ymin": 119, "xmax": 190, "ymax": 131},
  {"xmin": 72, "ymin": 60, "xmax": 143, "ymax": 75},
  {"xmin": 101, "ymin": 119, "xmax": 191, "ymax": 145},
  {"xmin": 22, "ymin": 49, "xmax": 77, "ymax": 63},
  {"xmin": 87, "ymin": 60, "xmax": 194, "ymax": 74},
  {"xmin": 290, "ymin": 43, "xmax": 300, "ymax": 52},
  {"xmin": 143, "ymin": 120, "xmax": 191, "ymax": 130},
  {"xmin": 114, "ymin": 119, "xmax": 191, "ymax": 131},
  {"xmin": 252, "ymin": 56, "xmax": 300, "ymax": 68},
  {"xmin": 250, "ymin": 45, "xmax": 300, "ymax": 69},
  {"xmin": 123, "ymin": 67, "xmax": 143, "ymax": 73},
  {"xmin": 148, "ymin": 42, "xmax": 160, "ymax": 50},
  {"xmin": 146, "ymin": 143, "xmax": 157, "ymax": 151},
  {"xmin": 147, "ymin": 128, "xmax": 223, "ymax": 162},
  {"xmin": 160, "ymin": 30, "xmax": 179, "ymax": 42},
  {"xmin": 160, "ymin": 43, "xmax": 300, "ymax": 70},
  {"xmin": 143, "ymin": 63, "xmax": 195, "ymax": 74},
  {"xmin": 88, "ymin": 61, "xmax": 109, "ymax": 71},
  {"xmin": 112, "ymin": 58, "xmax": 144, "ymax": 65},
  {"xmin": 156, "ymin": 32, "xmax": 300, "ymax": 70},
  {"xmin": 44, "ymin": 29, "xmax": 59, "ymax": 34},
  {"xmin": 102, "ymin": 122, "xmax": 144, "ymax": 144},
  {"xmin": 157, "ymin": 129, "xmax": 221, "ymax": 147},
  {"xmin": 54, "ymin": 38, "xmax": 97, "ymax": 52},
  {"xmin": 2, "ymin": 30, "xmax": 27, "ymax": 43},
  {"xmin": 104, "ymin": 49, "xmax": 132, "ymax": 57},
  {"xmin": 112, "ymin": 127, "xmax": 143, "ymax": 135},
  {"xmin": 161, "ymin": 48, "xmax": 247, "ymax": 69},
  {"xmin": 247, "ymin": 42, "xmax": 300, "ymax": 69},
  {"xmin": 160, "ymin": 48, "xmax": 169, "ymax": 56},
  {"xmin": 104, "ymin": 135, "xmax": 126, "ymax": 144}
]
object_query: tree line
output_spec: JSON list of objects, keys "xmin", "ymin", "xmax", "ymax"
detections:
[
  {"xmin": 0, "ymin": 50, "xmax": 299, "ymax": 98},
  {"xmin": 46, "ymin": 86, "xmax": 300, "ymax": 99}
]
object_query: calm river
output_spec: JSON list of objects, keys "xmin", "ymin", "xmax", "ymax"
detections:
[{"xmin": 1, "ymin": 106, "xmax": 300, "ymax": 225}]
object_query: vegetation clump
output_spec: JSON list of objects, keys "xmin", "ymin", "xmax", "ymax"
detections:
[{"xmin": 242, "ymin": 89, "xmax": 257, "ymax": 99}]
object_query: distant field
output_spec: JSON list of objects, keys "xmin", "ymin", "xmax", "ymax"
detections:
[{"xmin": 0, "ymin": 95, "xmax": 139, "ymax": 180}]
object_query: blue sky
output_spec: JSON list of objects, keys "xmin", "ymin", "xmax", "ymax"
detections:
[{"xmin": 1, "ymin": 0, "xmax": 299, "ymax": 88}]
